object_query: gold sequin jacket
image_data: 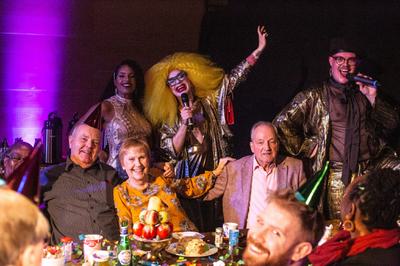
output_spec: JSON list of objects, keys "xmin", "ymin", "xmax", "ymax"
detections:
[{"xmin": 273, "ymin": 81, "xmax": 399, "ymax": 175}]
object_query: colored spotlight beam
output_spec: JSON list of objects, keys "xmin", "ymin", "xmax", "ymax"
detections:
[{"xmin": 2, "ymin": 1, "xmax": 69, "ymax": 145}]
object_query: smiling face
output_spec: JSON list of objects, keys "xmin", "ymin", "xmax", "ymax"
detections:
[
  {"xmin": 167, "ymin": 69, "xmax": 193, "ymax": 98},
  {"xmin": 68, "ymin": 124, "xmax": 100, "ymax": 168},
  {"xmin": 4, "ymin": 144, "xmax": 32, "ymax": 179},
  {"xmin": 329, "ymin": 51, "xmax": 357, "ymax": 84},
  {"xmin": 250, "ymin": 124, "xmax": 279, "ymax": 169},
  {"xmin": 114, "ymin": 64, "xmax": 136, "ymax": 98},
  {"xmin": 120, "ymin": 146, "xmax": 150, "ymax": 184},
  {"xmin": 243, "ymin": 201, "xmax": 304, "ymax": 266}
]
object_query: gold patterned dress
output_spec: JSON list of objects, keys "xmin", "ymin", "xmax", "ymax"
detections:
[
  {"xmin": 104, "ymin": 95, "xmax": 152, "ymax": 173},
  {"xmin": 113, "ymin": 172, "xmax": 216, "ymax": 233}
]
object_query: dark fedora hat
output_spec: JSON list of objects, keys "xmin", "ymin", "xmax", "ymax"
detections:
[{"xmin": 329, "ymin": 37, "xmax": 365, "ymax": 58}]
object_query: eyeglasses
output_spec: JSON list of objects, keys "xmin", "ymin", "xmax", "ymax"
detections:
[
  {"xmin": 332, "ymin": 56, "xmax": 357, "ymax": 66},
  {"xmin": 166, "ymin": 71, "xmax": 187, "ymax": 87},
  {"xmin": 5, "ymin": 153, "xmax": 25, "ymax": 163}
]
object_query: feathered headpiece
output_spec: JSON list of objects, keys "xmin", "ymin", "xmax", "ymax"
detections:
[{"xmin": 144, "ymin": 52, "xmax": 225, "ymax": 126}]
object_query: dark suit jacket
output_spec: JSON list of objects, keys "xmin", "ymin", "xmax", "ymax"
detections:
[{"xmin": 204, "ymin": 155, "xmax": 305, "ymax": 229}]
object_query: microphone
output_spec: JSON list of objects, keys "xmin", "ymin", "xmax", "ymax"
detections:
[
  {"xmin": 346, "ymin": 74, "xmax": 381, "ymax": 88},
  {"xmin": 180, "ymin": 93, "xmax": 194, "ymax": 127}
]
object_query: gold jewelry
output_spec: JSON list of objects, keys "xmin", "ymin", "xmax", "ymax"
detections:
[{"xmin": 343, "ymin": 219, "xmax": 355, "ymax": 232}]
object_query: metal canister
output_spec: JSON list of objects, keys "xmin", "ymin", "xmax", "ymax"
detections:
[{"xmin": 42, "ymin": 112, "xmax": 62, "ymax": 164}]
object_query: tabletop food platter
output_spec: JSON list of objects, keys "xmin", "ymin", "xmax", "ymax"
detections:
[
  {"xmin": 171, "ymin": 231, "xmax": 205, "ymax": 239},
  {"xmin": 165, "ymin": 242, "xmax": 218, "ymax": 258}
]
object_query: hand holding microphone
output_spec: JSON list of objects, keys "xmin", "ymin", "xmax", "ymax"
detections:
[
  {"xmin": 180, "ymin": 93, "xmax": 194, "ymax": 128},
  {"xmin": 346, "ymin": 73, "xmax": 381, "ymax": 88},
  {"xmin": 346, "ymin": 73, "xmax": 378, "ymax": 105}
]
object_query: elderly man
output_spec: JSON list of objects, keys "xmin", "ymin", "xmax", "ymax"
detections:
[
  {"xmin": 1, "ymin": 141, "xmax": 33, "ymax": 181},
  {"xmin": 273, "ymin": 38, "xmax": 400, "ymax": 219},
  {"xmin": 205, "ymin": 121, "xmax": 305, "ymax": 229},
  {"xmin": 243, "ymin": 190, "xmax": 324, "ymax": 266},
  {"xmin": 41, "ymin": 123, "xmax": 119, "ymax": 243},
  {"xmin": 0, "ymin": 188, "xmax": 49, "ymax": 266}
]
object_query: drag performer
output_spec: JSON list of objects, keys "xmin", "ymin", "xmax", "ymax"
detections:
[
  {"xmin": 144, "ymin": 26, "xmax": 268, "ymax": 230},
  {"xmin": 273, "ymin": 38, "xmax": 400, "ymax": 219}
]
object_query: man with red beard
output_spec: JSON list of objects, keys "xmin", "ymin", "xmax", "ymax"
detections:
[
  {"xmin": 41, "ymin": 122, "xmax": 119, "ymax": 244},
  {"xmin": 273, "ymin": 38, "xmax": 400, "ymax": 220},
  {"xmin": 243, "ymin": 190, "xmax": 324, "ymax": 266}
]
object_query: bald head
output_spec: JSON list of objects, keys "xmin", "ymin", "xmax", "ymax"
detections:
[
  {"xmin": 250, "ymin": 121, "xmax": 279, "ymax": 168},
  {"xmin": 250, "ymin": 121, "xmax": 278, "ymax": 141},
  {"xmin": 68, "ymin": 123, "xmax": 101, "ymax": 168}
]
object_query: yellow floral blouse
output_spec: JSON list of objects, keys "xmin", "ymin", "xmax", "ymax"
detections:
[{"xmin": 113, "ymin": 172, "xmax": 215, "ymax": 233}]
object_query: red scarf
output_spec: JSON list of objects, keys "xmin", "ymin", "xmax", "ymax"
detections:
[{"xmin": 308, "ymin": 228, "xmax": 400, "ymax": 266}]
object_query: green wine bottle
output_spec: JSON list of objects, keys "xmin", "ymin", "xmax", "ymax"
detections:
[
  {"xmin": 295, "ymin": 161, "xmax": 330, "ymax": 210},
  {"xmin": 117, "ymin": 232, "xmax": 131, "ymax": 266}
]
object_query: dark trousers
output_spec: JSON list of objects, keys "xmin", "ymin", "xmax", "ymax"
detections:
[{"xmin": 178, "ymin": 195, "xmax": 223, "ymax": 232}]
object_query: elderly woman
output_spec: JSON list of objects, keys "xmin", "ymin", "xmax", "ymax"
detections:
[
  {"xmin": 113, "ymin": 138, "xmax": 232, "ymax": 232},
  {"xmin": 308, "ymin": 168, "xmax": 400, "ymax": 266},
  {"xmin": 0, "ymin": 188, "xmax": 49, "ymax": 266}
]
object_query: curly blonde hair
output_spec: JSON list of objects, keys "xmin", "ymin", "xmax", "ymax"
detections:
[{"xmin": 144, "ymin": 52, "xmax": 225, "ymax": 126}]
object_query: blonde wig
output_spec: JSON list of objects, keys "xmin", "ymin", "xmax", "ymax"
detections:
[{"xmin": 144, "ymin": 52, "xmax": 225, "ymax": 126}]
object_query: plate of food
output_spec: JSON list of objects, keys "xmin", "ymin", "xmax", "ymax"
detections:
[
  {"xmin": 171, "ymin": 231, "xmax": 204, "ymax": 240},
  {"xmin": 165, "ymin": 238, "xmax": 218, "ymax": 258}
]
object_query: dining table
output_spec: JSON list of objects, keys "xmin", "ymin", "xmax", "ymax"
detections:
[
  {"xmin": 66, "ymin": 230, "xmax": 248, "ymax": 266},
  {"xmin": 154, "ymin": 230, "xmax": 247, "ymax": 265}
]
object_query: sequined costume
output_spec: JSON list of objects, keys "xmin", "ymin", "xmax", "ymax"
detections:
[
  {"xmin": 113, "ymin": 171, "xmax": 216, "ymax": 232},
  {"xmin": 160, "ymin": 59, "xmax": 253, "ymax": 178},
  {"xmin": 104, "ymin": 95, "xmax": 152, "ymax": 173},
  {"xmin": 145, "ymin": 52, "xmax": 258, "ymax": 231},
  {"xmin": 273, "ymin": 81, "xmax": 400, "ymax": 218}
]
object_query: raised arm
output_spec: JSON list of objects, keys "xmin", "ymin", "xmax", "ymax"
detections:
[
  {"xmin": 251, "ymin": 25, "xmax": 268, "ymax": 61},
  {"xmin": 356, "ymin": 74, "xmax": 399, "ymax": 132},
  {"xmin": 224, "ymin": 25, "xmax": 268, "ymax": 93}
]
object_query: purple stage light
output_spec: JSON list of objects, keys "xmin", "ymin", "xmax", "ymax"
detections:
[{"xmin": 1, "ymin": 1, "xmax": 69, "ymax": 145}]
